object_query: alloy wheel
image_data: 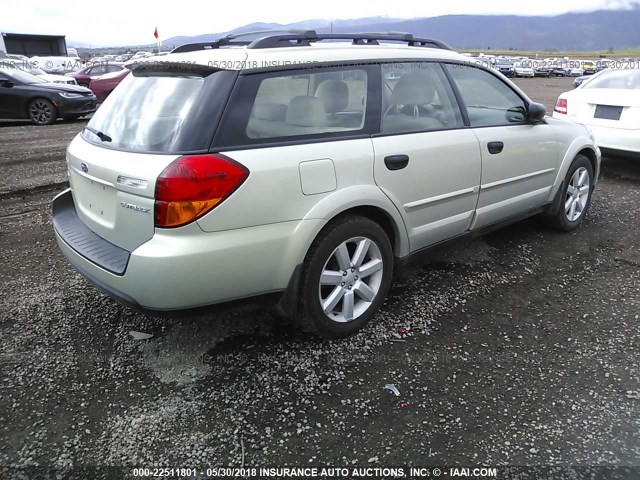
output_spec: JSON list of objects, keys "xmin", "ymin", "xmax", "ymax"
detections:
[
  {"xmin": 318, "ymin": 236, "xmax": 384, "ymax": 323},
  {"xmin": 565, "ymin": 167, "xmax": 590, "ymax": 222}
]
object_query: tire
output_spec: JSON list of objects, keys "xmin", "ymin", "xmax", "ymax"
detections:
[
  {"xmin": 28, "ymin": 98, "xmax": 57, "ymax": 125},
  {"xmin": 298, "ymin": 215, "xmax": 393, "ymax": 338},
  {"xmin": 547, "ymin": 155, "xmax": 594, "ymax": 232}
]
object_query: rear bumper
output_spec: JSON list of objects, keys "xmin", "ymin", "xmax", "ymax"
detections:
[
  {"xmin": 586, "ymin": 125, "xmax": 640, "ymax": 154},
  {"xmin": 52, "ymin": 189, "xmax": 324, "ymax": 310}
]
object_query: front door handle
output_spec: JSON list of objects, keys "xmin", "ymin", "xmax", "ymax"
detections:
[
  {"xmin": 384, "ymin": 154, "xmax": 410, "ymax": 171},
  {"xmin": 487, "ymin": 141, "xmax": 504, "ymax": 154}
]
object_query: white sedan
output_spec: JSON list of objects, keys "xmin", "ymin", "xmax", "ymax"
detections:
[
  {"xmin": 513, "ymin": 62, "xmax": 534, "ymax": 77},
  {"xmin": 553, "ymin": 68, "xmax": 640, "ymax": 156}
]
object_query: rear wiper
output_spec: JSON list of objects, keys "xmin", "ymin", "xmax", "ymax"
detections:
[{"xmin": 83, "ymin": 126, "xmax": 112, "ymax": 142}]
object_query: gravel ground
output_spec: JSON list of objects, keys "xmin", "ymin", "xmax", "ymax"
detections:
[{"xmin": 0, "ymin": 77, "xmax": 639, "ymax": 478}]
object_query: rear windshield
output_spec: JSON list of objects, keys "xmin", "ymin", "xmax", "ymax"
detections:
[
  {"xmin": 585, "ymin": 69, "xmax": 640, "ymax": 90},
  {"xmin": 82, "ymin": 67, "xmax": 236, "ymax": 153}
]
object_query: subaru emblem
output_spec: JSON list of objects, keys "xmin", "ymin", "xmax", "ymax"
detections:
[{"xmin": 80, "ymin": 162, "xmax": 88, "ymax": 173}]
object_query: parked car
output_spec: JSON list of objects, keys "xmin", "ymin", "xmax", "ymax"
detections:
[
  {"xmin": 88, "ymin": 68, "xmax": 130, "ymax": 102},
  {"xmin": 581, "ymin": 61, "xmax": 598, "ymax": 75},
  {"xmin": 513, "ymin": 62, "xmax": 535, "ymax": 77},
  {"xmin": 550, "ymin": 66, "xmax": 570, "ymax": 77},
  {"xmin": 0, "ymin": 68, "xmax": 96, "ymax": 124},
  {"xmin": 1, "ymin": 61, "xmax": 78, "ymax": 85},
  {"xmin": 573, "ymin": 75, "xmax": 591, "ymax": 88},
  {"xmin": 131, "ymin": 51, "xmax": 152, "ymax": 59},
  {"xmin": 115, "ymin": 54, "xmax": 133, "ymax": 62},
  {"xmin": 534, "ymin": 65, "xmax": 552, "ymax": 77},
  {"xmin": 7, "ymin": 54, "xmax": 30, "ymax": 62},
  {"xmin": 30, "ymin": 56, "xmax": 82, "ymax": 74},
  {"xmin": 495, "ymin": 59, "xmax": 515, "ymax": 77},
  {"xmin": 569, "ymin": 67, "xmax": 585, "ymax": 77},
  {"xmin": 52, "ymin": 31, "xmax": 600, "ymax": 338},
  {"xmin": 67, "ymin": 63, "xmax": 125, "ymax": 87},
  {"xmin": 553, "ymin": 68, "xmax": 640, "ymax": 157}
]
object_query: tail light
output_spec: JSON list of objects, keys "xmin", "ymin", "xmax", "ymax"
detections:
[
  {"xmin": 155, "ymin": 154, "xmax": 249, "ymax": 228},
  {"xmin": 554, "ymin": 98, "xmax": 568, "ymax": 115}
]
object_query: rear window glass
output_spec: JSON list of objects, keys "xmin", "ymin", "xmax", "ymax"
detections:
[
  {"xmin": 82, "ymin": 68, "xmax": 235, "ymax": 153},
  {"xmin": 585, "ymin": 69, "xmax": 640, "ymax": 90}
]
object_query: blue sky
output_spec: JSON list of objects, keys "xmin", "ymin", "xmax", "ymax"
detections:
[{"xmin": 2, "ymin": 0, "xmax": 637, "ymax": 46}]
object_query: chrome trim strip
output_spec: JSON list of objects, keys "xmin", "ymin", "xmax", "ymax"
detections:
[
  {"xmin": 69, "ymin": 165, "xmax": 114, "ymax": 187},
  {"xmin": 481, "ymin": 168, "xmax": 556, "ymax": 190},
  {"xmin": 404, "ymin": 186, "xmax": 478, "ymax": 211}
]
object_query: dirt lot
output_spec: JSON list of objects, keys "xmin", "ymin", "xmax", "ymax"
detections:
[{"xmin": 1, "ymin": 76, "xmax": 639, "ymax": 478}]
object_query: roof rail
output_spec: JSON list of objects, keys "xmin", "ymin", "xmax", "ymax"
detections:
[
  {"xmin": 172, "ymin": 30, "xmax": 452, "ymax": 53},
  {"xmin": 171, "ymin": 29, "xmax": 319, "ymax": 53}
]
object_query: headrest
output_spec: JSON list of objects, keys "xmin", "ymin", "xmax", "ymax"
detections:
[
  {"xmin": 251, "ymin": 103, "xmax": 287, "ymax": 121},
  {"xmin": 286, "ymin": 96, "xmax": 326, "ymax": 127},
  {"xmin": 315, "ymin": 80, "xmax": 349, "ymax": 113},
  {"xmin": 391, "ymin": 71, "xmax": 436, "ymax": 105}
]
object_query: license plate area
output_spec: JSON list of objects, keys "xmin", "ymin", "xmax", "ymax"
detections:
[
  {"xmin": 594, "ymin": 104, "xmax": 623, "ymax": 120},
  {"xmin": 72, "ymin": 174, "xmax": 117, "ymax": 227}
]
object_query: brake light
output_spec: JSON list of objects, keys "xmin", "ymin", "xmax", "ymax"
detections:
[
  {"xmin": 154, "ymin": 154, "xmax": 249, "ymax": 228},
  {"xmin": 554, "ymin": 98, "xmax": 568, "ymax": 115}
]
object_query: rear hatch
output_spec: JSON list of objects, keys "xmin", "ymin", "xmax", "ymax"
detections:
[
  {"xmin": 67, "ymin": 62, "xmax": 238, "ymax": 252},
  {"xmin": 567, "ymin": 88, "xmax": 640, "ymax": 130},
  {"xmin": 568, "ymin": 69, "xmax": 640, "ymax": 129}
]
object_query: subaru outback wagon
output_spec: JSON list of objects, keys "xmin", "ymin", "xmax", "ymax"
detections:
[{"xmin": 52, "ymin": 31, "xmax": 600, "ymax": 338}]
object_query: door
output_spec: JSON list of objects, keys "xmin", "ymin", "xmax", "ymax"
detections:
[
  {"xmin": 0, "ymin": 72, "xmax": 22, "ymax": 117},
  {"xmin": 445, "ymin": 63, "xmax": 559, "ymax": 229},
  {"xmin": 372, "ymin": 62, "xmax": 481, "ymax": 252}
]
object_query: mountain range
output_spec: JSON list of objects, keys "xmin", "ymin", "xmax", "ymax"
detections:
[{"xmin": 154, "ymin": 9, "xmax": 640, "ymax": 52}]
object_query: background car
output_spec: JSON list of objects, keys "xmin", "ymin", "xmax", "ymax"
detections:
[
  {"xmin": 569, "ymin": 66, "xmax": 585, "ymax": 77},
  {"xmin": 0, "ymin": 68, "xmax": 96, "ymax": 124},
  {"xmin": 495, "ymin": 59, "xmax": 515, "ymax": 77},
  {"xmin": 88, "ymin": 68, "xmax": 130, "ymax": 102},
  {"xmin": 30, "ymin": 56, "xmax": 82, "ymax": 74},
  {"xmin": 513, "ymin": 61, "xmax": 535, "ymax": 77},
  {"xmin": 67, "ymin": 63, "xmax": 125, "ymax": 87},
  {"xmin": 2, "ymin": 61, "xmax": 78, "ymax": 85},
  {"xmin": 554, "ymin": 68, "xmax": 640, "ymax": 156},
  {"xmin": 534, "ymin": 64, "xmax": 552, "ymax": 77},
  {"xmin": 115, "ymin": 54, "xmax": 133, "ymax": 62}
]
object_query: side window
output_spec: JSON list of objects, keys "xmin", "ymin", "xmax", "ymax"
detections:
[
  {"xmin": 91, "ymin": 66, "xmax": 107, "ymax": 76},
  {"xmin": 108, "ymin": 65, "xmax": 122, "ymax": 73},
  {"xmin": 445, "ymin": 64, "xmax": 528, "ymax": 127},
  {"xmin": 381, "ymin": 62, "xmax": 464, "ymax": 134},
  {"xmin": 243, "ymin": 68, "xmax": 368, "ymax": 140}
]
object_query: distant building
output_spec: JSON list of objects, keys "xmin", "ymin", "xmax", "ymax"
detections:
[{"xmin": 0, "ymin": 32, "xmax": 68, "ymax": 57}]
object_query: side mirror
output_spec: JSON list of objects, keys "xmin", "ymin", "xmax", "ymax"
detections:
[
  {"xmin": 527, "ymin": 102, "xmax": 547, "ymax": 123},
  {"xmin": 0, "ymin": 79, "xmax": 15, "ymax": 88}
]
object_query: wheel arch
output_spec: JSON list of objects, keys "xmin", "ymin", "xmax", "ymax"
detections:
[{"xmin": 301, "ymin": 186, "xmax": 410, "ymax": 258}]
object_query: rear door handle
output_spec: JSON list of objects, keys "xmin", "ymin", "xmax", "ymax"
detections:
[
  {"xmin": 487, "ymin": 141, "xmax": 504, "ymax": 154},
  {"xmin": 384, "ymin": 154, "xmax": 410, "ymax": 171}
]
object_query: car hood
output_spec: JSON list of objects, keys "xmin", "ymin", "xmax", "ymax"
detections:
[
  {"xmin": 31, "ymin": 82, "xmax": 94, "ymax": 94},
  {"xmin": 39, "ymin": 73, "xmax": 75, "ymax": 83}
]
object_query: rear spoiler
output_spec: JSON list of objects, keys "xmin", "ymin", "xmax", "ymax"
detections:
[{"xmin": 125, "ymin": 60, "xmax": 221, "ymax": 76}]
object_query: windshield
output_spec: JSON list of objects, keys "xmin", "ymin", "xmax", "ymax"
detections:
[
  {"xmin": 585, "ymin": 69, "xmax": 640, "ymax": 89},
  {"xmin": 82, "ymin": 67, "xmax": 236, "ymax": 153},
  {"xmin": 0, "ymin": 65, "xmax": 47, "ymax": 84}
]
